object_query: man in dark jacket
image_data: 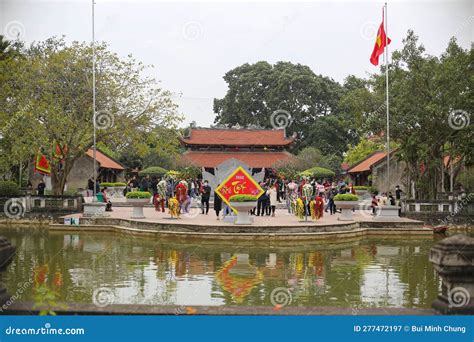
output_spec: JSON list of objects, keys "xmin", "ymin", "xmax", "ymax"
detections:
[
  {"xmin": 213, "ymin": 190, "xmax": 222, "ymax": 220},
  {"xmin": 201, "ymin": 181, "xmax": 211, "ymax": 214}
]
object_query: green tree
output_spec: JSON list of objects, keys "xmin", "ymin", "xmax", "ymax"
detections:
[
  {"xmin": 213, "ymin": 61, "xmax": 349, "ymax": 152},
  {"xmin": 0, "ymin": 37, "xmax": 182, "ymax": 194},
  {"xmin": 372, "ymin": 31, "xmax": 472, "ymax": 198},
  {"xmin": 344, "ymin": 138, "xmax": 384, "ymax": 166}
]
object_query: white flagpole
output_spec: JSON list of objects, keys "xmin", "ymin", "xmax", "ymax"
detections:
[
  {"xmin": 384, "ymin": 2, "xmax": 390, "ymax": 191},
  {"xmin": 92, "ymin": 0, "xmax": 97, "ymax": 199}
]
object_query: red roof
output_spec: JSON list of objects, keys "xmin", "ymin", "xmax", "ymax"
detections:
[
  {"xmin": 86, "ymin": 149, "xmax": 124, "ymax": 170},
  {"xmin": 182, "ymin": 151, "xmax": 294, "ymax": 168},
  {"xmin": 348, "ymin": 152, "xmax": 387, "ymax": 173},
  {"xmin": 181, "ymin": 128, "xmax": 294, "ymax": 147}
]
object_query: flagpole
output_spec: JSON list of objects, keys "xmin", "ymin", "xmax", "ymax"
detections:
[
  {"xmin": 384, "ymin": 2, "xmax": 390, "ymax": 191},
  {"xmin": 92, "ymin": 0, "xmax": 97, "ymax": 200}
]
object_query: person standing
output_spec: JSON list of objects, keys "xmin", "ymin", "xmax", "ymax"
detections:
[
  {"xmin": 257, "ymin": 186, "xmax": 269, "ymax": 216},
  {"xmin": 37, "ymin": 179, "xmax": 46, "ymax": 196},
  {"xmin": 213, "ymin": 190, "xmax": 222, "ymax": 220},
  {"xmin": 267, "ymin": 184, "xmax": 278, "ymax": 217},
  {"xmin": 141, "ymin": 176, "xmax": 150, "ymax": 192},
  {"xmin": 315, "ymin": 192, "xmax": 324, "ymax": 219},
  {"xmin": 87, "ymin": 177, "xmax": 94, "ymax": 197},
  {"xmin": 328, "ymin": 187, "xmax": 337, "ymax": 215},
  {"xmin": 156, "ymin": 178, "xmax": 167, "ymax": 213},
  {"xmin": 201, "ymin": 180, "xmax": 211, "ymax": 214},
  {"xmin": 95, "ymin": 179, "xmax": 100, "ymax": 195},
  {"xmin": 371, "ymin": 194, "xmax": 379, "ymax": 215}
]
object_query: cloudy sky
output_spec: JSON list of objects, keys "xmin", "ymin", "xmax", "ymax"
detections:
[{"xmin": 1, "ymin": 0, "xmax": 472, "ymax": 127}]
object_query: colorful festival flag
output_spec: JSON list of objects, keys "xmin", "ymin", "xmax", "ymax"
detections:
[{"xmin": 34, "ymin": 154, "xmax": 51, "ymax": 175}]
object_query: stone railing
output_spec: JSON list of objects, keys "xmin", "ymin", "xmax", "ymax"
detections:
[
  {"xmin": 401, "ymin": 194, "xmax": 473, "ymax": 224},
  {"xmin": 0, "ymin": 195, "xmax": 83, "ymax": 217}
]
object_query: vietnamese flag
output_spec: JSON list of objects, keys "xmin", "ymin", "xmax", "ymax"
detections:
[{"xmin": 370, "ymin": 13, "xmax": 391, "ymax": 66}]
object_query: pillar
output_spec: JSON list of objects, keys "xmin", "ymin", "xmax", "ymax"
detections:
[{"xmin": 430, "ymin": 234, "xmax": 474, "ymax": 314}]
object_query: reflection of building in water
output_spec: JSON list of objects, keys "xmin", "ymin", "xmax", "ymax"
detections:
[
  {"xmin": 216, "ymin": 254, "xmax": 263, "ymax": 304},
  {"xmin": 63, "ymin": 235, "xmax": 84, "ymax": 251}
]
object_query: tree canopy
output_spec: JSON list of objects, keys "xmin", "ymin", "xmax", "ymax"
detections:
[
  {"xmin": 0, "ymin": 37, "xmax": 183, "ymax": 194},
  {"xmin": 213, "ymin": 61, "xmax": 357, "ymax": 155}
]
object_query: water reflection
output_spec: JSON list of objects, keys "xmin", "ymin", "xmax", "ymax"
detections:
[{"xmin": 0, "ymin": 227, "xmax": 442, "ymax": 308}]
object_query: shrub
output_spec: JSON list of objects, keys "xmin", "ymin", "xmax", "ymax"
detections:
[
  {"xmin": 139, "ymin": 166, "xmax": 168, "ymax": 176},
  {"xmin": 100, "ymin": 182, "xmax": 115, "ymax": 187},
  {"xmin": 368, "ymin": 185, "xmax": 379, "ymax": 194},
  {"xmin": 114, "ymin": 182, "xmax": 127, "ymax": 187},
  {"xmin": 229, "ymin": 194, "xmax": 258, "ymax": 202},
  {"xmin": 334, "ymin": 194, "xmax": 359, "ymax": 201},
  {"xmin": 0, "ymin": 181, "xmax": 20, "ymax": 197},
  {"xmin": 353, "ymin": 186, "xmax": 368, "ymax": 190},
  {"xmin": 300, "ymin": 166, "xmax": 335, "ymax": 179},
  {"xmin": 126, "ymin": 191, "xmax": 152, "ymax": 199}
]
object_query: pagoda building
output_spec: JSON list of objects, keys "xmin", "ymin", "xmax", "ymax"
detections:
[{"xmin": 180, "ymin": 127, "xmax": 295, "ymax": 175}]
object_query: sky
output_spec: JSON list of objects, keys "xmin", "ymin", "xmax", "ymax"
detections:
[{"xmin": 1, "ymin": 0, "xmax": 472, "ymax": 127}]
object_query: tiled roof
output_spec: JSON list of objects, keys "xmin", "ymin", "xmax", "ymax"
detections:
[
  {"xmin": 181, "ymin": 128, "xmax": 294, "ymax": 146},
  {"xmin": 182, "ymin": 151, "xmax": 294, "ymax": 168},
  {"xmin": 86, "ymin": 149, "xmax": 124, "ymax": 170},
  {"xmin": 347, "ymin": 152, "xmax": 387, "ymax": 173}
]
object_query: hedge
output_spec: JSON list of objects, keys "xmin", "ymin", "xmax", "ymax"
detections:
[
  {"xmin": 334, "ymin": 194, "xmax": 359, "ymax": 201},
  {"xmin": 125, "ymin": 191, "xmax": 152, "ymax": 199},
  {"xmin": 139, "ymin": 167, "xmax": 168, "ymax": 176},
  {"xmin": 0, "ymin": 181, "xmax": 20, "ymax": 197},
  {"xmin": 300, "ymin": 166, "xmax": 335, "ymax": 179}
]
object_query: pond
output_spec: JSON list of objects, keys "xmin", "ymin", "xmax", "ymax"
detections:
[{"xmin": 0, "ymin": 226, "xmax": 466, "ymax": 309}]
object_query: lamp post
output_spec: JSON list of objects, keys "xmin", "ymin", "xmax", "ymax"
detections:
[{"xmin": 92, "ymin": 0, "xmax": 97, "ymax": 200}]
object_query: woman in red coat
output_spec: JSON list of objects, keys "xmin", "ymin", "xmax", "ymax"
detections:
[{"xmin": 315, "ymin": 193, "xmax": 324, "ymax": 219}]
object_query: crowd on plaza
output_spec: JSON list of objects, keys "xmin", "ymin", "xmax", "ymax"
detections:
[{"xmin": 99, "ymin": 174, "xmax": 403, "ymax": 220}]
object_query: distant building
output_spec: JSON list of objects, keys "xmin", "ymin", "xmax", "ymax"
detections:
[
  {"xmin": 180, "ymin": 127, "xmax": 295, "ymax": 176},
  {"xmin": 31, "ymin": 148, "xmax": 125, "ymax": 192},
  {"xmin": 347, "ymin": 151, "xmax": 404, "ymax": 193}
]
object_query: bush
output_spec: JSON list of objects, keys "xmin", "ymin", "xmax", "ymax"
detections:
[
  {"xmin": 229, "ymin": 194, "xmax": 258, "ymax": 202},
  {"xmin": 367, "ymin": 185, "xmax": 378, "ymax": 194},
  {"xmin": 100, "ymin": 182, "xmax": 115, "ymax": 187},
  {"xmin": 300, "ymin": 166, "xmax": 335, "ymax": 179},
  {"xmin": 139, "ymin": 166, "xmax": 168, "ymax": 176},
  {"xmin": 126, "ymin": 191, "xmax": 152, "ymax": 199},
  {"xmin": 334, "ymin": 194, "xmax": 359, "ymax": 201},
  {"xmin": 0, "ymin": 181, "xmax": 20, "ymax": 197},
  {"xmin": 114, "ymin": 182, "xmax": 127, "ymax": 187},
  {"xmin": 353, "ymin": 186, "xmax": 368, "ymax": 190}
]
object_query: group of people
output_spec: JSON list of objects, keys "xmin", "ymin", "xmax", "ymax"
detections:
[{"xmin": 86, "ymin": 173, "xmax": 404, "ymax": 219}]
